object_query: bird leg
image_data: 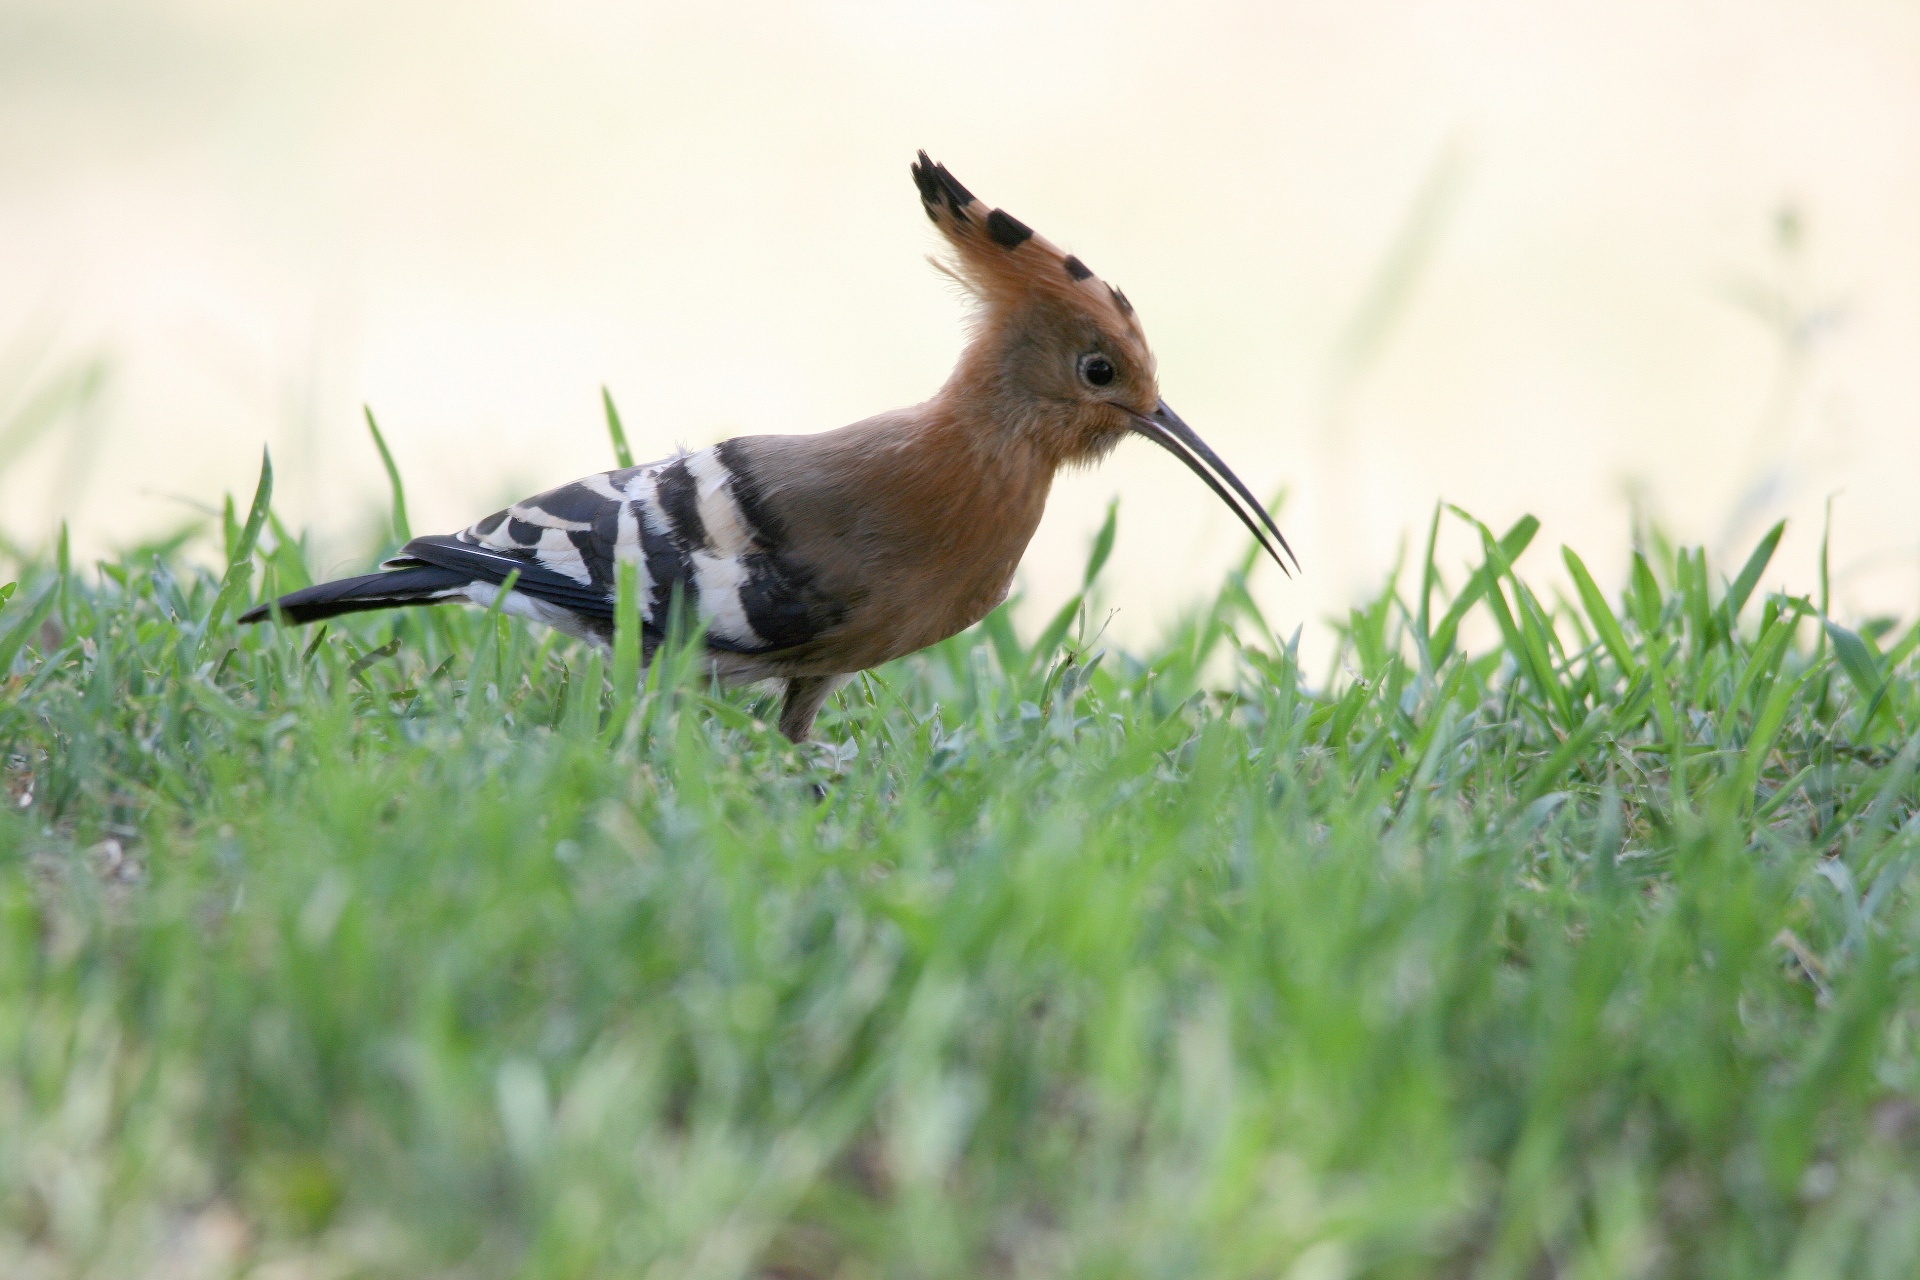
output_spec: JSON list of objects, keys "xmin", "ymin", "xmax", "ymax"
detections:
[{"xmin": 779, "ymin": 674, "xmax": 849, "ymax": 743}]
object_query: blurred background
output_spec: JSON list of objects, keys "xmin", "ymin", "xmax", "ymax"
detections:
[{"xmin": 2, "ymin": 0, "xmax": 1916, "ymax": 653}]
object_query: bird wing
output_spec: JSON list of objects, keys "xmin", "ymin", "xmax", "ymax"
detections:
[{"xmin": 387, "ymin": 444, "xmax": 843, "ymax": 656}]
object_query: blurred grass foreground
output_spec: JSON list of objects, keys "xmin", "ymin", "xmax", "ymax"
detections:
[{"xmin": 6, "ymin": 428, "xmax": 1920, "ymax": 1278}]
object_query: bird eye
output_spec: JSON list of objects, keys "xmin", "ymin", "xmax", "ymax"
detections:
[{"xmin": 1080, "ymin": 354, "xmax": 1116, "ymax": 388}]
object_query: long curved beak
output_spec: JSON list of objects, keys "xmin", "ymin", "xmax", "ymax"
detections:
[{"xmin": 1129, "ymin": 400, "xmax": 1298, "ymax": 575}]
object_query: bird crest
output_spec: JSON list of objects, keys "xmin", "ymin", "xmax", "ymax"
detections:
[{"xmin": 910, "ymin": 151, "xmax": 1141, "ymax": 340}]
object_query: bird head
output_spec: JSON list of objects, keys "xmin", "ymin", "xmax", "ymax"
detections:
[{"xmin": 912, "ymin": 152, "xmax": 1295, "ymax": 574}]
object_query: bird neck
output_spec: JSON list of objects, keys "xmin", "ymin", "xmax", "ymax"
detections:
[
  {"xmin": 934, "ymin": 325, "xmax": 1080, "ymax": 471},
  {"xmin": 895, "ymin": 389, "xmax": 1055, "ymax": 525},
  {"xmin": 863, "ymin": 399, "xmax": 1054, "ymax": 652}
]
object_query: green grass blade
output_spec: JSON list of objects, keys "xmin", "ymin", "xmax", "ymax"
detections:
[
  {"xmin": 1083, "ymin": 498, "xmax": 1118, "ymax": 590},
  {"xmin": 1728, "ymin": 606, "xmax": 1798, "ymax": 724},
  {"xmin": 1854, "ymin": 726, "xmax": 1920, "ymax": 850},
  {"xmin": 1879, "ymin": 618, "xmax": 1920, "ymax": 678},
  {"xmin": 1430, "ymin": 512, "xmax": 1539, "ymax": 664},
  {"xmin": 1457, "ymin": 515, "xmax": 1570, "ymax": 727},
  {"xmin": 469, "ymin": 568, "xmax": 520, "ymax": 699},
  {"xmin": 1823, "ymin": 618, "xmax": 1886, "ymax": 729},
  {"xmin": 1030, "ymin": 595, "xmax": 1084, "ymax": 675},
  {"xmin": 221, "ymin": 493, "xmax": 239, "ymax": 567},
  {"xmin": 1628, "ymin": 552, "xmax": 1663, "ymax": 638},
  {"xmin": 364, "ymin": 407, "xmax": 412, "ymax": 546},
  {"xmin": 1561, "ymin": 546, "xmax": 1638, "ymax": 679},
  {"xmin": 606, "ymin": 559, "xmax": 644, "ymax": 745},
  {"xmin": 263, "ymin": 511, "xmax": 313, "ymax": 597},
  {"xmin": 1522, "ymin": 706, "xmax": 1609, "ymax": 803},
  {"xmin": 207, "ymin": 447, "xmax": 274, "ymax": 627},
  {"xmin": 1822, "ymin": 618, "xmax": 1882, "ymax": 699},
  {"xmin": 1681, "ymin": 547, "xmax": 1714, "ymax": 653},
  {"xmin": 1415, "ymin": 499, "xmax": 1444, "ymax": 663},
  {"xmin": 1739, "ymin": 658, "xmax": 1811, "ymax": 808},
  {"xmin": 1725, "ymin": 519, "xmax": 1786, "ymax": 627},
  {"xmin": 0, "ymin": 582, "xmax": 59, "ymax": 675},
  {"xmin": 563, "ymin": 648, "xmax": 605, "ymax": 739},
  {"xmin": 602, "ymin": 386, "xmax": 635, "ymax": 470},
  {"xmin": 978, "ymin": 601, "xmax": 1024, "ymax": 680},
  {"xmin": 1513, "ymin": 579, "xmax": 1575, "ymax": 729}
]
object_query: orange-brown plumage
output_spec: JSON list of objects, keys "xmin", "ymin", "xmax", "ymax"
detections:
[{"xmin": 244, "ymin": 153, "xmax": 1294, "ymax": 742}]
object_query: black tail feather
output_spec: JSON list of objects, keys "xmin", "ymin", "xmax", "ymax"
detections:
[
  {"xmin": 239, "ymin": 566, "xmax": 471, "ymax": 625},
  {"xmin": 398, "ymin": 534, "xmax": 617, "ymax": 620}
]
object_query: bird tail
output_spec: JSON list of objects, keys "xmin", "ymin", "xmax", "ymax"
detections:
[{"xmin": 238, "ymin": 566, "xmax": 472, "ymax": 625}]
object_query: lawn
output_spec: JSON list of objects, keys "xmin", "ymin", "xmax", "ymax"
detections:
[{"xmin": 4, "ymin": 450, "xmax": 1919, "ymax": 1278}]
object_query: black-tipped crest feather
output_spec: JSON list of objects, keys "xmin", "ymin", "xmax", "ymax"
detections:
[
  {"xmin": 985, "ymin": 209, "xmax": 1033, "ymax": 249},
  {"xmin": 912, "ymin": 151, "xmax": 975, "ymax": 220}
]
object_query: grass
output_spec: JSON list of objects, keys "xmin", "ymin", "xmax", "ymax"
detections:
[{"xmin": 4, "ymin": 441, "xmax": 1920, "ymax": 1279}]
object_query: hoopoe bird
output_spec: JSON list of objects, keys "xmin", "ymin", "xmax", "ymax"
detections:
[{"xmin": 242, "ymin": 154, "xmax": 1295, "ymax": 741}]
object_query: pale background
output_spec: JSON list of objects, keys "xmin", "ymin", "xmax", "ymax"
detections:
[{"xmin": 3, "ymin": 0, "xmax": 1917, "ymax": 655}]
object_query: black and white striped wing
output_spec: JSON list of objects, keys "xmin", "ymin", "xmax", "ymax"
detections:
[{"xmin": 390, "ymin": 445, "xmax": 836, "ymax": 654}]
